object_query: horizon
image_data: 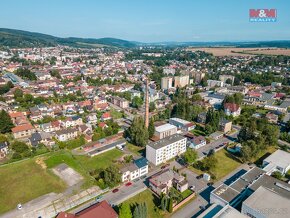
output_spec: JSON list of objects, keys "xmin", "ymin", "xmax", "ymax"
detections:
[{"xmin": 0, "ymin": 0, "xmax": 290, "ymax": 42}]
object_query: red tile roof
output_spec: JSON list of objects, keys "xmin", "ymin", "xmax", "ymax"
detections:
[
  {"xmin": 224, "ymin": 103, "xmax": 240, "ymax": 112},
  {"xmin": 12, "ymin": 124, "xmax": 34, "ymax": 133},
  {"xmin": 56, "ymin": 212, "xmax": 76, "ymax": 218},
  {"xmin": 76, "ymin": 201, "xmax": 118, "ymax": 218}
]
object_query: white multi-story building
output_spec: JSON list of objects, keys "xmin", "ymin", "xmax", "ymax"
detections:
[{"xmin": 146, "ymin": 134, "xmax": 187, "ymax": 166}]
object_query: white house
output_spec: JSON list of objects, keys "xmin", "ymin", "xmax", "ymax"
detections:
[
  {"xmin": 224, "ymin": 103, "xmax": 241, "ymax": 117},
  {"xmin": 55, "ymin": 128, "xmax": 78, "ymax": 142},
  {"xmin": 121, "ymin": 157, "xmax": 148, "ymax": 182},
  {"xmin": 169, "ymin": 117, "xmax": 196, "ymax": 131}
]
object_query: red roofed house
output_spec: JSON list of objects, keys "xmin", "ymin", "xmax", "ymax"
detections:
[
  {"xmin": 224, "ymin": 103, "xmax": 241, "ymax": 117},
  {"xmin": 101, "ymin": 112, "xmax": 111, "ymax": 121},
  {"xmin": 56, "ymin": 201, "xmax": 118, "ymax": 218},
  {"xmin": 12, "ymin": 124, "xmax": 36, "ymax": 139}
]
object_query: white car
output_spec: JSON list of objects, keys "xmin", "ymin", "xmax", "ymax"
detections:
[{"xmin": 17, "ymin": 204, "xmax": 22, "ymax": 210}]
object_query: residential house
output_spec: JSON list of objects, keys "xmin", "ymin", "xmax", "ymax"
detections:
[
  {"xmin": 121, "ymin": 157, "xmax": 148, "ymax": 182},
  {"xmin": 197, "ymin": 112, "xmax": 207, "ymax": 124},
  {"xmin": 111, "ymin": 96, "xmax": 129, "ymax": 109},
  {"xmin": 209, "ymin": 131, "xmax": 224, "ymax": 140},
  {"xmin": 12, "ymin": 124, "xmax": 36, "ymax": 139},
  {"xmin": 87, "ymin": 113, "xmax": 98, "ymax": 125},
  {"xmin": 265, "ymin": 112, "xmax": 279, "ymax": 123},
  {"xmin": 55, "ymin": 128, "xmax": 78, "ymax": 142},
  {"xmin": 101, "ymin": 112, "xmax": 111, "ymax": 121},
  {"xmin": 219, "ymin": 119, "xmax": 232, "ymax": 134},
  {"xmin": 224, "ymin": 103, "xmax": 241, "ymax": 117},
  {"xmin": 188, "ymin": 135, "xmax": 206, "ymax": 149},
  {"xmin": 28, "ymin": 132, "xmax": 54, "ymax": 147},
  {"xmin": 61, "ymin": 116, "xmax": 83, "ymax": 128},
  {"xmin": 149, "ymin": 169, "xmax": 188, "ymax": 196}
]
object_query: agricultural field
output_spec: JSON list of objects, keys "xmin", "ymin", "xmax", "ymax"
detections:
[{"xmin": 187, "ymin": 47, "xmax": 290, "ymax": 56}]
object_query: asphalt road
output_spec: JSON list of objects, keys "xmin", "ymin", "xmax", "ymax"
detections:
[{"xmin": 196, "ymin": 127, "xmax": 240, "ymax": 159}]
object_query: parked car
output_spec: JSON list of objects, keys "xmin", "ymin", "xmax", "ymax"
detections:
[
  {"xmin": 196, "ymin": 174, "xmax": 203, "ymax": 179},
  {"xmin": 161, "ymin": 163, "xmax": 170, "ymax": 169},
  {"xmin": 125, "ymin": 182, "xmax": 132, "ymax": 187},
  {"xmin": 17, "ymin": 204, "xmax": 22, "ymax": 210},
  {"xmin": 112, "ymin": 188, "xmax": 119, "ymax": 193},
  {"xmin": 96, "ymin": 195, "xmax": 103, "ymax": 202},
  {"xmin": 189, "ymin": 185, "xmax": 195, "ymax": 191}
]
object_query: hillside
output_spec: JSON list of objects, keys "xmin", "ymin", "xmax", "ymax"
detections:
[{"xmin": 0, "ymin": 28, "xmax": 136, "ymax": 48}]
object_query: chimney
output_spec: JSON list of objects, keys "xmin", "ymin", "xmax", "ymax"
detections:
[{"xmin": 145, "ymin": 78, "xmax": 149, "ymax": 128}]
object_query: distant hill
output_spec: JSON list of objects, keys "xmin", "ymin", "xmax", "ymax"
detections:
[
  {"xmin": 0, "ymin": 28, "xmax": 137, "ymax": 48},
  {"xmin": 0, "ymin": 28, "xmax": 289, "ymax": 49}
]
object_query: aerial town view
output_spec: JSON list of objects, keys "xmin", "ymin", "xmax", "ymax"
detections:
[{"xmin": 0, "ymin": 1, "xmax": 289, "ymax": 218}]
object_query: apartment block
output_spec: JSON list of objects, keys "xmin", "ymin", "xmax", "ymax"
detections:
[{"xmin": 146, "ymin": 134, "xmax": 187, "ymax": 166}]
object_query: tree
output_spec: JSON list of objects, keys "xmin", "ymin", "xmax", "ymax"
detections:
[
  {"xmin": 183, "ymin": 149, "xmax": 198, "ymax": 164},
  {"xmin": 126, "ymin": 116, "xmax": 149, "ymax": 147},
  {"xmin": 119, "ymin": 203, "xmax": 132, "ymax": 218},
  {"xmin": 11, "ymin": 141, "xmax": 30, "ymax": 156},
  {"xmin": 0, "ymin": 110, "xmax": 14, "ymax": 133},
  {"xmin": 96, "ymin": 165, "xmax": 121, "ymax": 188},
  {"xmin": 161, "ymin": 195, "xmax": 168, "ymax": 211},
  {"xmin": 148, "ymin": 118, "xmax": 155, "ymax": 138},
  {"xmin": 271, "ymin": 171, "xmax": 283, "ymax": 180},
  {"xmin": 149, "ymin": 102, "xmax": 156, "ymax": 112},
  {"xmin": 203, "ymin": 154, "xmax": 218, "ymax": 171},
  {"xmin": 205, "ymin": 108, "xmax": 220, "ymax": 133},
  {"xmin": 14, "ymin": 88, "xmax": 23, "ymax": 99},
  {"xmin": 262, "ymin": 124, "xmax": 279, "ymax": 146},
  {"xmin": 168, "ymin": 198, "xmax": 173, "ymax": 213},
  {"xmin": 131, "ymin": 96, "xmax": 143, "ymax": 109}
]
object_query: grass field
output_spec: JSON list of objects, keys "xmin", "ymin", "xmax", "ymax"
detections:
[
  {"xmin": 187, "ymin": 47, "xmax": 290, "ymax": 57},
  {"xmin": 45, "ymin": 149, "xmax": 123, "ymax": 188},
  {"xmin": 119, "ymin": 190, "xmax": 166, "ymax": 218},
  {"xmin": 110, "ymin": 108, "xmax": 124, "ymax": 119},
  {"xmin": 74, "ymin": 149, "xmax": 123, "ymax": 172},
  {"xmin": 126, "ymin": 143, "xmax": 145, "ymax": 156},
  {"xmin": 0, "ymin": 158, "xmax": 66, "ymax": 214},
  {"xmin": 213, "ymin": 149, "xmax": 242, "ymax": 180}
]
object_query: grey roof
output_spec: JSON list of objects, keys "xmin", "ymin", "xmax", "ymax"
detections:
[
  {"xmin": 249, "ymin": 174, "xmax": 290, "ymax": 199},
  {"xmin": 213, "ymin": 205, "xmax": 247, "ymax": 218},
  {"xmin": 207, "ymin": 93, "xmax": 225, "ymax": 100},
  {"xmin": 261, "ymin": 93, "xmax": 274, "ymax": 101},
  {"xmin": 55, "ymin": 128, "xmax": 78, "ymax": 136},
  {"xmin": 263, "ymin": 150, "xmax": 290, "ymax": 170},
  {"xmin": 147, "ymin": 134, "xmax": 186, "ymax": 150},
  {"xmin": 229, "ymin": 167, "xmax": 265, "ymax": 193},
  {"xmin": 212, "ymin": 184, "xmax": 240, "ymax": 204},
  {"xmin": 280, "ymin": 100, "xmax": 290, "ymax": 108},
  {"xmin": 120, "ymin": 163, "xmax": 139, "ymax": 173},
  {"xmin": 242, "ymin": 186, "xmax": 290, "ymax": 218}
]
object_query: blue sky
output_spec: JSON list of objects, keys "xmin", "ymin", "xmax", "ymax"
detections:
[{"xmin": 0, "ymin": 0, "xmax": 290, "ymax": 42}]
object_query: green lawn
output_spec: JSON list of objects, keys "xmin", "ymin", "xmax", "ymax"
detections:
[
  {"xmin": 110, "ymin": 108, "xmax": 124, "ymax": 119},
  {"xmin": 181, "ymin": 189, "xmax": 193, "ymax": 199},
  {"xmin": 119, "ymin": 190, "xmax": 166, "ymax": 218},
  {"xmin": 74, "ymin": 149, "xmax": 123, "ymax": 172},
  {"xmin": 126, "ymin": 143, "xmax": 144, "ymax": 156},
  {"xmin": 212, "ymin": 149, "xmax": 242, "ymax": 180},
  {"xmin": 253, "ymin": 146, "xmax": 277, "ymax": 166},
  {"xmin": 0, "ymin": 158, "xmax": 66, "ymax": 214},
  {"xmin": 191, "ymin": 129, "xmax": 206, "ymax": 136}
]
